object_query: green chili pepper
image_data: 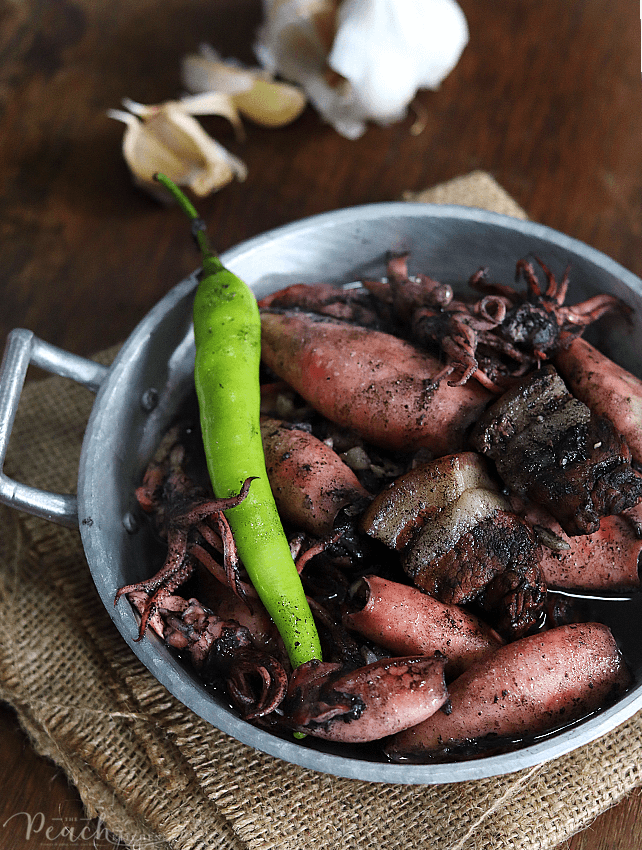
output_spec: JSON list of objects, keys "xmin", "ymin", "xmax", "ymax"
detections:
[{"xmin": 154, "ymin": 172, "xmax": 322, "ymax": 669}]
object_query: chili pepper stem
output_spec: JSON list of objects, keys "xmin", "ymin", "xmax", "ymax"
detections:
[{"xmin": 154, "ymin": 172, "xmax": 222, "ymax": 269}]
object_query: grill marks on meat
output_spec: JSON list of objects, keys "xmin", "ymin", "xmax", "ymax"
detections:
[
  {"xmin": 471, "ymin": 365, "xmax": 642, "ymax": 536},
  {"xmin": 475, "ymin": 520, "xmax": 547, "ymax": 639}
]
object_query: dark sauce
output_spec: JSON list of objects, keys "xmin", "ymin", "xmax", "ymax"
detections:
[
  {"xmin": 135, "ymin": 374, "xmax": 641, "ymax": 765},
  {"xmin": 384, "ymin": 706, "xmax": 613, "ymax": 765}
]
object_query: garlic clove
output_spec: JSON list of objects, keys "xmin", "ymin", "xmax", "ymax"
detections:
[
  {"xmin": 182, "ymin": 43, "xmax": 264, "ymax": 95},
  {"xmin": 232, "ymin": 78, "xmax": 307, "ymax": 127},
  {"xmin": 177, "ymin": 92, "xmax": 245, "ymax": 140},
  {"xmin": 182, "ymin": 43, "xmax": 307, "ymax": 128},
  {"xmin": 124, "ymin": 94, "xmax": 244, "ymax": 140},
  {"xmin": 108, "ymin": 100, "xmax": 247, "ymax": 199}
]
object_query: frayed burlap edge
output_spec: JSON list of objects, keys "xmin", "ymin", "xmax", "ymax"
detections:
[{"xmin": 1, "ymin": 172, "xmax": 641, "ymax": 850}]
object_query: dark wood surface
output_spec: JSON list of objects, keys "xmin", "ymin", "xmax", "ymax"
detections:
[{"xmin": 1, "ymin": 0, "xmax": 641, "ymax": 847}]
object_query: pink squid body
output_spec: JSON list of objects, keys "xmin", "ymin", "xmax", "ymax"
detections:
[
  {"xmin": 386, "ymin": 623, "xmax": 631, "ymax": 759},
  {"xmin": 512, "ymin": 496, "xmax": 642, "ymax": 593},
  {"xmin": 344, "ymin": 575, "xmax": 504, "ymax": 678},
  {"xmin": 260, "ymin": 416, "xmax": 370, "ymax": 536},
  {"xmin": 285, "ymin": 654, "xmax": 448, "ymax": 742},
  {"xmin": 260, "ymin": 312, "xmax": 492, "ymax": 454}
]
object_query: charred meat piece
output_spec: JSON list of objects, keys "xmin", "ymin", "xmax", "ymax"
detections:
[
  {"xmin": 361, "ymin": 454, "xmax": 547, "ymax": 640},
  {"xmin": 403, "ymin": 497, "xmax": 546, "ymax": 639},
  {"xmin": 471, "ymin": 364, "xmax": 642, "ymax": 536},
  {"xmin": 360, "ymin": 451, "xmax": 498, "ymax": 551}
]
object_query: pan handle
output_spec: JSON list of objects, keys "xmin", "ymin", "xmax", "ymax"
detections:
[{"xmin": 0, "ymin": 329, "xmax": 109, "ymax": 527}]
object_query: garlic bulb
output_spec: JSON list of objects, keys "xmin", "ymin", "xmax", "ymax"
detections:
[
  {"xmin": 255, "ymin": 0, "xmax": 469, "ymax": 139},
  {"xmin": 108, "ymin": 97, "xmax": 247, "ymax": 199},
  {"xmin": 182, "ymin": 44, "xmax": 307, "ymax": 128}
]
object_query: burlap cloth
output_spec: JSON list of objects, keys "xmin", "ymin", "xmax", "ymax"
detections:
[{"xmin": 1, "ymin": 171, "xmax": 641, "ymax": 850}]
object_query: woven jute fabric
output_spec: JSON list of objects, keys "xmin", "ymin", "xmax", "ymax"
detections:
[{"xmin": 1, "ymin": 172, "xmax": 641, "ymax": 850}]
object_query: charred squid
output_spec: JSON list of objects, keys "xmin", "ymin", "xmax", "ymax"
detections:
[
  {"xmin": 343, "ymin": 574, "xmax": 504, "ymax": 678},
  {"xmin": 511, "ymin": 494, "xmax": 642, "ymax": 594},
  {"xmin": 260, "ymin": 416, "xmax": 371, "ymax": 537},
  {"xmin": 555, "ymin": 336, "xmax": 642, "ymax": 468},
  {"xmin": 260, "ymin": 253, "xmax": 624, "ymax": 394},
  {"xmin": 280, "ymin": 653, "xmax": 449, "ymax": 742}
]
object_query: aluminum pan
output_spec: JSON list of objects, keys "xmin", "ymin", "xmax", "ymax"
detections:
[{"xmin": 78, "ymin": 203, "xmax": 642, "ymax": 784}]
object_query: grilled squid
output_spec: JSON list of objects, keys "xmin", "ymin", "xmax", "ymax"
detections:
[{"xmin": 281, "ymin": 654, "xmax": 449, "ymax": 743}]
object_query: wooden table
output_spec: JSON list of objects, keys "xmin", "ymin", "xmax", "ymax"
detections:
[{"xmin": 1, "ymin": 0, "xmax": 641, "ymax": 846}]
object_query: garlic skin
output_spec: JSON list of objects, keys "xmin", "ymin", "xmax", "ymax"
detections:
[
  {"xmin": 255, "ymin": 0, "xmax": 469, "ymax": 139},
  {"xmin": 182, "ymin": 44, "xmax": 307, "ymax": 128},
  {"xmin": 108, "ymin": 98, "xmax": 247, "ymax": 199}
]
